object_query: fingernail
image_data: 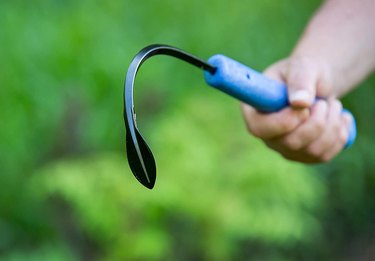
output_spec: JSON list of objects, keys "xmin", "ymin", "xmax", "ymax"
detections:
[{"xmin": 290, "ymin": 90, "xmax": 312, "ymax": 106}]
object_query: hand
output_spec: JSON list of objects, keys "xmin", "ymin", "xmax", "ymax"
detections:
[{"xmin": 241, "ymin": 56, "xmax": 353, "ymax": 163}]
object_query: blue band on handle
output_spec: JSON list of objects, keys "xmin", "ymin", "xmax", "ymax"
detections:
[{"xmin": 204, "ymin": 54, "xmax": 356, "ymax": 148}]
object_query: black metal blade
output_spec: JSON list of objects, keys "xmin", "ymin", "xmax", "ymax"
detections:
[
  {"xmin": 126, "ymin": 127, "xmax": 156, "ymax": 189},
  {"xmin": 124, "ymin": 44, "xmax": 216, "ymax": 189}
]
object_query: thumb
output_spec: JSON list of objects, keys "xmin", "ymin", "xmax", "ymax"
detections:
[{"xmin": 286, "ymin": 59, "xmax": 317, "ymax": 109}]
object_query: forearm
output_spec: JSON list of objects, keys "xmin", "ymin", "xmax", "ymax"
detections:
[{"xmin": 292, "ymin": 0, "xmax": 375, "ymax": 97}]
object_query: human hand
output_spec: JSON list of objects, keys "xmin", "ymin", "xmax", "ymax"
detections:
[{"xmin": 241, "ymin": 57, "xmax": 353, "ymax": 163}]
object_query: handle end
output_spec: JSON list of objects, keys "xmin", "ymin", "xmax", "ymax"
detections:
[{"xmin": 343, "ymin": 109, "xmax": 357, "ymax": 149}]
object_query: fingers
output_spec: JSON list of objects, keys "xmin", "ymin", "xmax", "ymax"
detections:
[
  {"xmin": 320, "ymin": 111, "xmax": 351, "ymax": 161},
  {"xmin": 304, "ymin": 100, "xmax": 343, "ymax": 157},
  {"xmin": 263, "ymin": 99, "xmax": 350, "ymax": 163},
  {"xmin": 272, "ymin": 100, "xmax": 328, "ymax": 150},
  {"xmin": 241, "ymin": 103, "xmax": 309, "ymax": 139}
]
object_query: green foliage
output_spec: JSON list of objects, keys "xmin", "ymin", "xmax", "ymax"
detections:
[
  {"xmin": 32, "ymin": 127, "xmax": 323, "ymax": 260},
  {"xmin": 0, "ymin": 0, "xmax": 374, "ymax": 260},
  {"xmin": 1, "ymin": 244, "xmax": 77, "ymax": 261}
]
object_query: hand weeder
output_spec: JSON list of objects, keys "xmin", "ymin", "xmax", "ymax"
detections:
[{"xmin": 124, "ymin": 44, "xmax": 356, "ymax": 189}]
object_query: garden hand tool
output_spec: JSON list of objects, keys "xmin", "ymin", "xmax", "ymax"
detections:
[{"xmin": 124, "ymin": 44, "xmax": 356, "ymax": 189}]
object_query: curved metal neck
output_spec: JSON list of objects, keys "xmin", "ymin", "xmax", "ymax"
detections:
[{"xmin": 124, "ymin": 44, "xmax": 216, "ymax": 132}]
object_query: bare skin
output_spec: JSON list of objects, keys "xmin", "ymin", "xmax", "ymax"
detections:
[{"xmin": 242, "ymin": 0, "xmax": 375, "ymax": 163}]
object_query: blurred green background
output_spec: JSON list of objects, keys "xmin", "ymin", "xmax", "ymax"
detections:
[{"xmin": 1, "ymin": 0, "xmax": 375, "ymax": 260}]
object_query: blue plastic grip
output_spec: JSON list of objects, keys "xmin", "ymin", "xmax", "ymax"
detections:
[{"xmin": 204, "ymin": 54, "xmax": 356, "ymax": 148}]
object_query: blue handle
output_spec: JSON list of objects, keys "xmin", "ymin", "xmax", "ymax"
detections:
[{"xmin": 204, "ymin": 54, "xmax": 356, "ymax": 148}]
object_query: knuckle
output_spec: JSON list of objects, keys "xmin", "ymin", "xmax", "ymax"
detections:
[
  {"xmin": 320, "ymin": 153, "xmax": 332, "ymax": 163},
  {"xmin": 305, "ymin": 144, "xmax": 323, "ymax": 159},
  {"xmin": 283, "ymin": 137, "xmax": 302, "ymax": 151},
  {"xmin": 330, "ymin": 122, "xmax": 341, "ymax": 138},
  {"xmin": 313, "ymin": 117, "xmax": 325, "ymax": 132},
  {"xmin": 334, "ymin": 119, "xmax": 342, "ymax": 131},
  {"xmin": 279, "ymin": 120, "xmax": 292, "ymax": 133},
  {"xmin": 279, "ymin": 116, "xmax": 297, "ymax": 133}
]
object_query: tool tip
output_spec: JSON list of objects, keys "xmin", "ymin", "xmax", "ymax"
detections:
[{"xmin": 126, "ymin": 129, "xmax": 157, "ymax": 190}]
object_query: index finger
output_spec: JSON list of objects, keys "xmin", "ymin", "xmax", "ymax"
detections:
[{"xmin": 241, "ymin": 103, "xmax": 310, "ymax": 139}]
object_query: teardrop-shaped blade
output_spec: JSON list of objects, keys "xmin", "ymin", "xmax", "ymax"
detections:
[{"xmin": 126, "ymin": 127, "xmax": 156, "ymax": 189}]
